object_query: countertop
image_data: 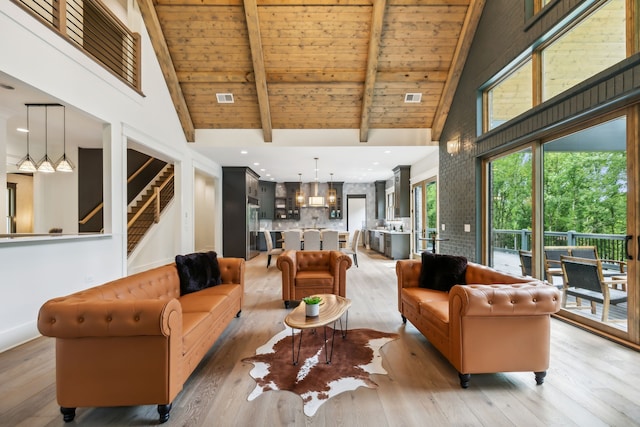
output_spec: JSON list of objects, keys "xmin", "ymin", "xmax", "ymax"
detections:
[{"xmin": 368, "ymin": 229, "xmax": 411, "ymax": 235}]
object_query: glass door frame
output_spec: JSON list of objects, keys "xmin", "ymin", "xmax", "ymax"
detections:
[
  {"xmin": 412, "ymin": 177, "xmax": 437, "ymax": 256},
  {"xmin": 481, "ymin": 107, "xmax": 638, "ymax": 345}
]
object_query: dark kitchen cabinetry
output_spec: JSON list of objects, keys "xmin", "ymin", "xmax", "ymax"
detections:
[
  {"xmin": 258, "ymin": 180, "xmax": 276, "ymax": 220},
  {"xmin": 222, "ymin": 167, "xmax": 260, "ymax": 260},
  {"xmin": 393, "ymin": 165, "xmax": 410, "ymax": 218},
  {"xmin": 328, "ymin": 182, "xmax": 343, "ymax": 220},
  {"xmin": 284, "ymin": 182, "xmax": 301, "ymax": 220},
  {"xmin": 375, "ymin": 180, "xmax": 386, "ymax": 219}
]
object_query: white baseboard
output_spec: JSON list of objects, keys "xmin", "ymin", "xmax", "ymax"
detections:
[{"xmin": 0, "ymin": 321, "xmax": 40, "ymax": 353}]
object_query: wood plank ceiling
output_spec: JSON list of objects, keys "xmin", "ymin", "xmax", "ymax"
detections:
[{"xmin": 137, "ymin": 0, "xmax": 484, "ymax": 143}]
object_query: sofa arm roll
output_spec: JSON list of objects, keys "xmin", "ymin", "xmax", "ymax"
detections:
[
  {"xmin": 450, "ymin": 283, "xmax": 561, "ymax": 317},
  {"xmin": 37, "ymin": 297, "xmax": 182, "ymax": 339}
]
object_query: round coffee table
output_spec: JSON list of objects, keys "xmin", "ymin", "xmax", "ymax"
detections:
[{"xmin": 284, "ymin": 294, "xmax": 351, "ymax": 365}]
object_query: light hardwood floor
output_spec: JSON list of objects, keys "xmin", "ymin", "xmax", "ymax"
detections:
[{"xmin": 2, "ymin": 249, "xmax": 640, "ymax": 426}]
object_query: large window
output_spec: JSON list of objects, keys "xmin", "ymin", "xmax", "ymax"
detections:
[
  {"xmin": 413, "ymin": 179, "xmax": 437, "ymax": 254},
  {"xmin": 486, "ymin": 60, "xmax": 533, "ymax": 131},
  {"xmin": 484, "ymin": 0, "xmax": 627, "ymax": 133},
  {"xmin": 542, "ymin": 0, "xmax": 626, "ymax": 101}
]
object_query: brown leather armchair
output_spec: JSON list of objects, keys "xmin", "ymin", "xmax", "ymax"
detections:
[{"xmin": 277, "ymin": 250, "xmax": 352, "ymax": 308}]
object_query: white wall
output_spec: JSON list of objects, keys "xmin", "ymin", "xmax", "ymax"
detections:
[{"xmin": 0, "ymin": 2, "xmax": 222, "ymax": 352}]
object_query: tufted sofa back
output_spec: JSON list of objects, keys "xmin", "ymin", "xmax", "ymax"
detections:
[
  {"xmin": 64, "ymin": 264, "xmax": 181, "ymax": 301},
  {"xmin": 295, "ymin": 251, "xmax": 332, "ymax": 271}
]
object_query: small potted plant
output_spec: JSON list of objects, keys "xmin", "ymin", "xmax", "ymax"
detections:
[{"xmin": 302, "ymin": 296, "xmax": 322, "ymax": 317}]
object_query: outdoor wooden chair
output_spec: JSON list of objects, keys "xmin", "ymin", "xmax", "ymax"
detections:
[{"xmin": 560, "ymin": 255, "xmax": 627, "ymax": 322}]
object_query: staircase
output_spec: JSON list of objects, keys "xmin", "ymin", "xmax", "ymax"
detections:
[{"xmin": 127, "ymin": 164, "xmax": 175, "ymax": 255}]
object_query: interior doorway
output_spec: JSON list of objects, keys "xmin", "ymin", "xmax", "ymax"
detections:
[{"xmin": 347, "ymin": 195, "xmax": 366, "ymax": 232}]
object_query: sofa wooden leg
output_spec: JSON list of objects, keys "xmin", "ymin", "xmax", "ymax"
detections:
[
  {"xmin": 534, "ymin": 371, "xmax": 547, "ymax": 385},
  {"xmin": 60, "ymin": 407, "xmax": 76, "ymax": 422},
  {"xmin": 401, "ymin": 315, "xmax": 407, "ymax": 324},
  {"xmin": 236, "ymin": 310, "xmax": 242, "ymax": 318},
  {"xmin": 284, "ymin": 300, "xmax": 290, "ymax": 309},
  {"xmin": 267, "ymin": 255, "xmax": 272, "ymax": 268},
  {"xmin": 458, "ymin": 373, "xmax": 471, "ymax": 388},
  {"xmin": 158, "ymin": 403, "xmax": 172, "ymax": 423}
]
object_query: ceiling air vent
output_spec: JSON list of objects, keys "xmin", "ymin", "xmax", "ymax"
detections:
[
  {"xmin": 216, "ymin": 93, "xmax": 234, "ymax": 104},
  {"xmin": 404, "ymin": 93, "xmax": 422, "ymax": 103}
]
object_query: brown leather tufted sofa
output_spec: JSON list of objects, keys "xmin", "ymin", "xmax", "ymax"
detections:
[
  {"xmin": 37, "ymin": 257, "xmax": 244, "ymax": 423},
  {"xmin": 277, "ymin": 250, "xmax": 352, "ymax": 308},
  {"xmin": 396, "ymin": 259, "xmax": 561, "ymax": 388}
]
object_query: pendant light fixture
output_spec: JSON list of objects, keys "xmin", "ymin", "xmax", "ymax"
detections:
[
  {"xmin": 295, "ymin": 173, "xmax": 305, "ymax": 206},
  {"xmin": 55, "ymin": 105, "xmax": 74, "ymax": 172},
  {"xmin": 16, "ymin": 104, "xmax": 37, "ymax": 172},
  {"xmin": 327, "ymin": 172, "xmax": 337, "ymax": 206},
  {"xmin": 37, "ymin": 105, "xmax": 55, "ymax": 173},
  {"xmin": 308, "ymin": 157, "xmax": 326, "ymax": 207}
]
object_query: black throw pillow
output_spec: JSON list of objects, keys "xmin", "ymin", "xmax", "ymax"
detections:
[
  {"xmin": 175, "ymin": 251, "xmax": 222, "ymax": 295},
  {"xmin": 419, "ymin": 252, "xmax": 467, "ymax": 292}
]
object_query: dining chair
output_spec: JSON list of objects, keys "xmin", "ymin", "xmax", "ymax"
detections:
[
  {"xmin": 302, "ymin": 229, "xmax": 321, "ymax": 250},
  {"xmin": 340, "ymin": 229, "xmax": 361, "ymax": 267},
  {"xmin": 283, "ymin": 230, "xmax": 302, "ymax": 251},
  {"xmin": 263, "ymin": 230, "xmax": 284, "ymax": 268},
  {"xmin": 321, "ymin": 230, "xmax": 339, "ymax": 250}
]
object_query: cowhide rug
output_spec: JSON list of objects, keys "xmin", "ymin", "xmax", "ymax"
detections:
[{"xmin": 242, "ymin": 326, "xmax": 398, "ymax": 416}]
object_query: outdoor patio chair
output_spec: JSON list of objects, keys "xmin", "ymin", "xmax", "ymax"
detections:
[
  {"xmin": 544, "ymin": 247, "xmax": 570, "ymax": 287},
  {"xmin": 560, "ymin": 255, "xmax": 627, "ymax": 322},
  {"xmin": 518, "ymin": 250, "xmax": 532, "ymax": 277},
  {"xmin": 569, "ymin": 246, "xmax": 627, "ymax": 279}
]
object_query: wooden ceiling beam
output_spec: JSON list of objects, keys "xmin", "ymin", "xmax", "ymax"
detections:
[
  {"xmin": 137, "ymin": 0, "xmax": 195, "ymax": 142},
  {"xmin": 244, "ymin": 0, "xmax": 273, "ymax": 142},
  {"xmin": 359, "ymin": 0, "xmax": 387, "ymax": 143},
  {"xmin": 431, "ymin": 0, "xmax": 485, "ymax": 141}
]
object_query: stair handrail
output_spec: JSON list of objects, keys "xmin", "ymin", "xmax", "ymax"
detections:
[
  {"xmin": 127, "ymin": 170, "xmax": 174, "ymax": 228},
  {"xmin": 79, "ymin": 158, "xmax": 156, "ymax": 225}
]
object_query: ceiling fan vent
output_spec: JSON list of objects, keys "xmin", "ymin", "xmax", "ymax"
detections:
[
  {"xmin": 216, "ymin": 93, "xmax": 234, "ymax": 103},
  {"xmin": 404, "ymin": 93, "xmax": 422, "ymax": 103}
]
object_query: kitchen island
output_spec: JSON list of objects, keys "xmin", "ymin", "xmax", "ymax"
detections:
[{"xmin": 368, "ymin": 229, "xmax": 411, "ymax": 260}]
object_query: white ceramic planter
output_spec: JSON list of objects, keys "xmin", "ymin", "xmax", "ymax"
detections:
[{"xmin": 305, "ymin": 302, "xmax": 320, "ymax": 317}]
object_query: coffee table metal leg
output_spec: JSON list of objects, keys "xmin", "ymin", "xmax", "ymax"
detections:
[{"xmin": 291, "ymin": 328, "xmax": 304, "ymax": 365}]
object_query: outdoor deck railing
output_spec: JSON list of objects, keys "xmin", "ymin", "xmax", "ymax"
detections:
[{"xmin": 492, "ymin": 229, "xmax": 627, "ymax": 262}]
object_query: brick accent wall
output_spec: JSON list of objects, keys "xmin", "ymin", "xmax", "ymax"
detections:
[{"xmin": 438, "ymin": 0, "xmax": 640, "ymax": 261}]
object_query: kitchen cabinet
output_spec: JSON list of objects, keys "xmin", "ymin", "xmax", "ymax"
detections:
[
  {"xmin": 385, "ymin": 232, "xmax": 410, "ymax": 260},
  {"xmin": 393, "ymin": 165, "xmax": 410, "ymax": 218},
  {"xmin": 328, "ymin": 182, "xmax": 343, "ymax": 220},
  {"xmin": 258, "ymin": 180, "xmax": 276, "ymax": 220},
  {"xmin": 368, "ymin": 229, "xmax": 410, "ymax": 260},
  {"xmin": 375, "ymin": 180, "xmax": 386, "ymax": 219},
  {"xmin": 284, "ymin": 182, "xmax": 301, "ymax": 220},
  {"xmin": 222, "ymin": 167, "xmax": 261, "ymax": 259}
]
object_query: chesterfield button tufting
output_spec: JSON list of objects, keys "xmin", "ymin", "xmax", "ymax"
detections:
[{"xmin": 78, "ymin": 317, "xmax": 84, "ymax": 323}]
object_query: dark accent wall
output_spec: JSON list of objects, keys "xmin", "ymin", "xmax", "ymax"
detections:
[
  {"xmin": 438, "ymin": 0, "xmax": 640, "ymax": 261},
  {"xmin": 78, "ymin": 148, "xmax": 103, "ymax": 233},
  {"xmin": 127, "ymin": 149, "xmax": 166, "ymax": 204}
]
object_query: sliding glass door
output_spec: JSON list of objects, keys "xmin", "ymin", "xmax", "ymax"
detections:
[
  {"xmin": 484, "ymin": 111, "xmax": 636, "ymax": 342},
  {"xmin": 413, "ymin": 179, "xmax": 437, "ymax": 255}
]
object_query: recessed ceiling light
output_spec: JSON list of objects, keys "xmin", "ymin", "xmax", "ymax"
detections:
[
  {"xmin": 373, "ymin": 162, "xmax": 379, "ymax": 165},
  {"xmin": 253, "ymin": 162, "xmax": 259, "ymax": 166},
  {"xmin": 16, "ymin": 127, "xmax": 28, "ymax": 133},
  {"xmin": 384, "ymin": 150, "xmax": 391, "ymax": 154},
  {"xmin": 240, "ymin": 150, "xmax": 248, "ymax": 154}
]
